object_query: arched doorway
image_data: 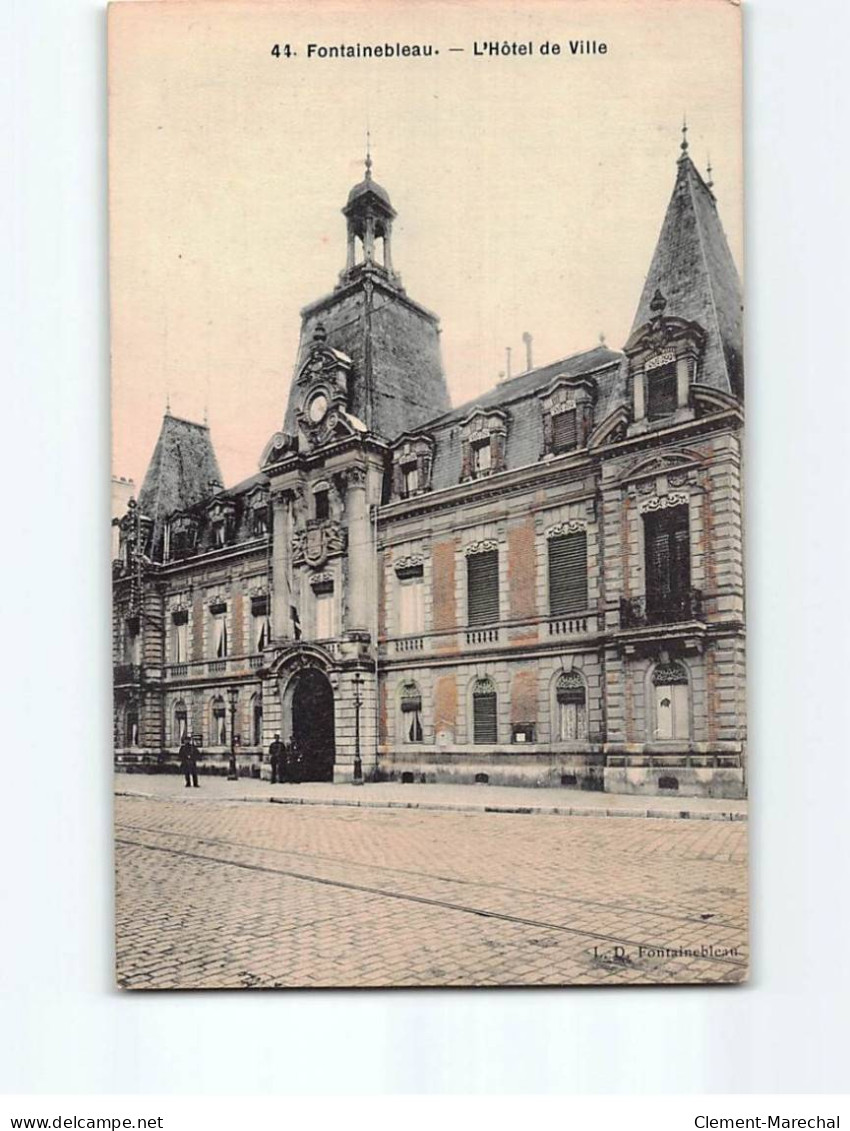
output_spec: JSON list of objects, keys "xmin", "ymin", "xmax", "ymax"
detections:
[{"xmin": 290, "ymin": 668, "xmax": 335, "ymax": 781}]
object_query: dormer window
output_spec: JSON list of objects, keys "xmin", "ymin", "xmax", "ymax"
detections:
[
  {"xmin": 213, "ymin": 522, "xmax": 226, "ymax": 547},
  {"xmin": 460, "ymin": 410, "xmax": 508, "ymax": 482},
  {"xmin": 540, "ymin": 376, "xmax": 595, "ymax": 458},
  {"xmin": 251, "ymin": 504, "xmax": 269, "ymax": 536},
  {"xmin": 390, "ymin": 433, "xmax": 435, "ymax": 501}
]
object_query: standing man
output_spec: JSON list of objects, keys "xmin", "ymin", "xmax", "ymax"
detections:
[
  {"xmin": 269, "ymin": 732, "xmax": 284, "ymax": 784},
  {"xmin": 179, "ymin": 736, "xmax": 199, "ymax": 788}
]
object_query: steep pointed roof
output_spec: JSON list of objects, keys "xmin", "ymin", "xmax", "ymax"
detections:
[
  {"xmin": 632, "ymin": 150, "xmax": 743, "ymax": 396},
  {"xmin": 137, "ymin": 412, "xmax": 223, "ymax": 554}
]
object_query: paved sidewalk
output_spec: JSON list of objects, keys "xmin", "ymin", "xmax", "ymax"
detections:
[{"xmin": 114, "ymin": 772, "xmax": 747, "ymax": 822}]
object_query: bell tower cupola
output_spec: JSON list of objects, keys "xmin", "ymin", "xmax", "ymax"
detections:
[{"xmin": 340, "ymin": 147, "xmax": 399, "ymax": 286}]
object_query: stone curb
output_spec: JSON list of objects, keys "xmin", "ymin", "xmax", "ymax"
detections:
[{"xmin": 115, "ymin": 789, "xmax": 747, "ymax": 823}]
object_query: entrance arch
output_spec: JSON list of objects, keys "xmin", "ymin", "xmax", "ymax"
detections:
[{"xmin": 287, "ymin": 667, "xmax": 335, "ymax": 782}]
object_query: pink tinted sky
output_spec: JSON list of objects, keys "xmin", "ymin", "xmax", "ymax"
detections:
[{"xmin": 109, "ymin": 0, "xmax": 742, "ymax": 491}]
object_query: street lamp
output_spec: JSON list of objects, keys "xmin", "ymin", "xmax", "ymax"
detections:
[
  {"xmin": 227, "ymin": 685, "xmax": 239, "ymax": 781},
  {"xmin": 352, "ymin": 671, "xmax": 363, "ymax": 785}
]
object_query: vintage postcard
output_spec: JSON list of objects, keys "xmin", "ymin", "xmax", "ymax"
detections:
[{"xmin": 110, "ymin": 0, "xmax": 747, "ymax": 989}]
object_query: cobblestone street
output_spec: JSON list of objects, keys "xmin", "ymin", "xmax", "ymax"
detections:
[{"xmin": 114, "ymin": 788, "xmax": 748, "ymax": 990}]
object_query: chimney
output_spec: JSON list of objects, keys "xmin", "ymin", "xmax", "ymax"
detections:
[
  {"xmin": 522, "ymin": 332, "xmax": 533, "ymax": 372},
  {"xmin": 505, "ymin": 347, "xmax": 512, "ymax": 381}
]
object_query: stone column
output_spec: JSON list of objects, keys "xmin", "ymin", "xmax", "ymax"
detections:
[
  {"xmin": 676, "ymin": 353, "xmax": 691, "ymax": 409},
  {"xmin": 271, "ymin": 489, "xmax": 293, "ymax": 639},
  {"xmin": 633, "ymin": 366, "xmax": 646, "ymax": 421},
  {"xmin": 346, "ymin": 466, "xmax": 372, "ymax": 634},
  {"xmin": 364, "ymin": 216, "xmax": 375, "ymax": 263}
]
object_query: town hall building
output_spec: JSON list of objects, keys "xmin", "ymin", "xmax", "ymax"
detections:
[{"xmin": 113, "ymin": 131, "xmax": 746, "ymax": 798}]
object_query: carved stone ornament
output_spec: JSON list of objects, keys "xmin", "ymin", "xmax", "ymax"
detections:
[
  {"xmin": 291, "ymin": 520, "xmax": 348, "ymax": 568},
  {"xmin": 546, "ymin": 519, "xmax": 587, "ymax": 539},
  {"xmin": 464, "ymin": 539, "xmax": 499, "ymax": 557},
  {"xmin": 260, "ymin": 431, "xmax": 296, "ymax": 468},
  {"xmin": 638, "ymin": 491, "xmax": 689, "ymax": 514}
]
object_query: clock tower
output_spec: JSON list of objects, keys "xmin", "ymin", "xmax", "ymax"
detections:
[{"xmin": 258, "ymin": 156, "xmax": 451, "ymax": 783}]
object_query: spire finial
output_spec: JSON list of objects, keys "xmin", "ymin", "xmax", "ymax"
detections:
[
  {"xmin": 706, "ymin": 154, "xmax": 714, "ymax": 189},
  {"xmin": 165, "ymin": 390, "xmax": 171, "ymax": 415},
  {"xmin": 678, "ymin": 115, "xmax": 689, "ymax": 162},
  {"xmin": 365, "ymin": 129, "xmax": 372, "ymax": 180}
]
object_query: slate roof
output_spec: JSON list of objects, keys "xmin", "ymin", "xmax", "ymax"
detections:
[
  {"xmin": 632, "ymin": 155, "xmax": 743, "ymax": 396},
  {"xmin": 137, "ymin": 413, "xmax": 223, "ymax": 555},
  {"xmin": 425, "ymin": 346, "xmax": 624, "ymax": 491}
]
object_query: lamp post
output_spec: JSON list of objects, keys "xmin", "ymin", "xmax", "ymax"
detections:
[
  {"xmin": 227, "ymin": 685, "xmax": 239, "ymax": 781},
  {"xmin": 353, "ymin": 671, "xmax": 363, "ymax": 785}
]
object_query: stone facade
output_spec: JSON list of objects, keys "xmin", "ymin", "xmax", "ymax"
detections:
[{"xmin": 113, "ymin": 141, "xmax": 746, "ymax": 798}]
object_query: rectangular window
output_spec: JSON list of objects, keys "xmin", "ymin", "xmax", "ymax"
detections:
[
  {"xmin": 472, "ymin": 691, "xmax": 498, "ymax": 744},
  {"xmin": 644, "ymin": 505, "xmax": 690, "ymax": 617},
  {"xmin": 212, "ymin": 611, "xmax": 228, "ymax": 658},
  {"xmin": 402, "ymin": 464, "xmax": 419, "ymax": 497},
  {"xmin": 398, "ymin": 577, "xmax": 424, "ymax": 635},
  {"xmin": 552, "ymin": 409, "xmax": 578, "ymax": 453},
  {"xmin": 314, "ymin": 490, "xmax": 330, "ymax": 521},
  {"xmin": 548, "ymin": 531, "xmax": 588, "ymax": 616},
  {"xmin": 646, "ymin": 364, "xmax": 678, "ymax": 419},
  {"xmin": 467, "ymin": 549, "xmax": 499, "ymax": 625},
  {"xmin": 315, "ymin": 590, "xmax": 335, "ymax": 639},
  {"xmin": 251, "ymin": 595, "xmax": 271, "ymax": 651},
  {"xmin": 471, "ymin": 440, "xmax": 492, "ymax": 476},
  {"xmin": 252, "ymin": 507, "xmax": 269, "ymax": 536}
]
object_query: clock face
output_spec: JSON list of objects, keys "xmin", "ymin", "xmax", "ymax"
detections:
[{"xmin": 308, "ymin": 393, "xmax": 328, "ymax": 423}]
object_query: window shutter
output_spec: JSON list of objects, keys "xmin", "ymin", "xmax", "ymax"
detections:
[
  {"xmin": 552, "ymin": 409, "xmax": 578, "ymax": 453},
  {"xmin": 647, "ymin": 366, "xmax": 677, "ymax": 418},
  {"xmin": 473, "ymin": 684, "xmax": 498, "ymax": 744},
  {"xmin": 644, "ymin": 506, "xmax": 689, "ymax": 608},
  {"xmin": 548, "ymin": 532, "xmax": 588, "ymax": 615},
  {"xmin": 460, "ymin": 439, "xmax": 471, "ymax": 480},
  {"xmin": 467, "ymin": 550, "xmax": 499, "ymax": 625}
]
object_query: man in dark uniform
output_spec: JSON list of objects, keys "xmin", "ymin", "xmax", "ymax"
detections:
[
  {"xmin": 269, "ymin": 733, "xmax": 284, "ymax": 784},
  {"xmin": 179, "ymin": 737, "xmax": 200, "ymax": 788}
]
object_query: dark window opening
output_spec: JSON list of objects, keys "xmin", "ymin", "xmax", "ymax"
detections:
[
  {"xmin": 659, "ymin": 775, "xmax": 680, "ymax": 791},
  {"xmin": 512, "ymin": 723, "xmax": 535, "ymax": 744},
  {"xmin": 474, "ymin": 772, "xmax": 490, "ymax": 784},
  {"xmin": 314, "ymin": 490, "xmax": 330, "ymax": 521},
  {"xmin": 644, "ymin": 505, "xmax": 690, "ymax": 619}
]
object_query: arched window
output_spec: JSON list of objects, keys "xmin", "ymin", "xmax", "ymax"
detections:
[
  {"xmin": 400, "ymin": 681, "xmax": 423, "ymax": 743},
  {"xmin": 211, "ymin": 695, "xmax": 227, "ymax": 746},
  {"xmin": 555, "ymin": 670, "xmax": 587, "ymax": 741},
  {"xmin": 651, "ymin": 660, "xmax": 690, "ymax": 740},
  {"xmin": 251, "ymin": 693, "xmax": 263, "ymax": 747},
  {"xmin": 173, "ymin": 700, "xmax": 188, "ymax": 745},
  {"xmin": 472, "ymin": 677, "xmax": 497, "ymax": 744}
]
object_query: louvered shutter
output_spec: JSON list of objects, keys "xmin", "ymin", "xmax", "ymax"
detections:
[
  {"xmin": 473, "ymin": 684, "xmax": 498, "ymax": 744},
  {"xmin": 645, "ymin": 507, "xmax": 689, "ymax": 613},
  {"xmin": 552, "ymin": 409, "xmax": 578, "ymax": 453},
  {"xmin": 467, "ymin": 550, "xmax": 499, "ymax": 625},
  {"xmin": 548, "ymin": 532, "xmax": 588, "ymax": 615},
  {"xmin": 647, "ymin": 366, "xmax": 677, "ymax": 418}
]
